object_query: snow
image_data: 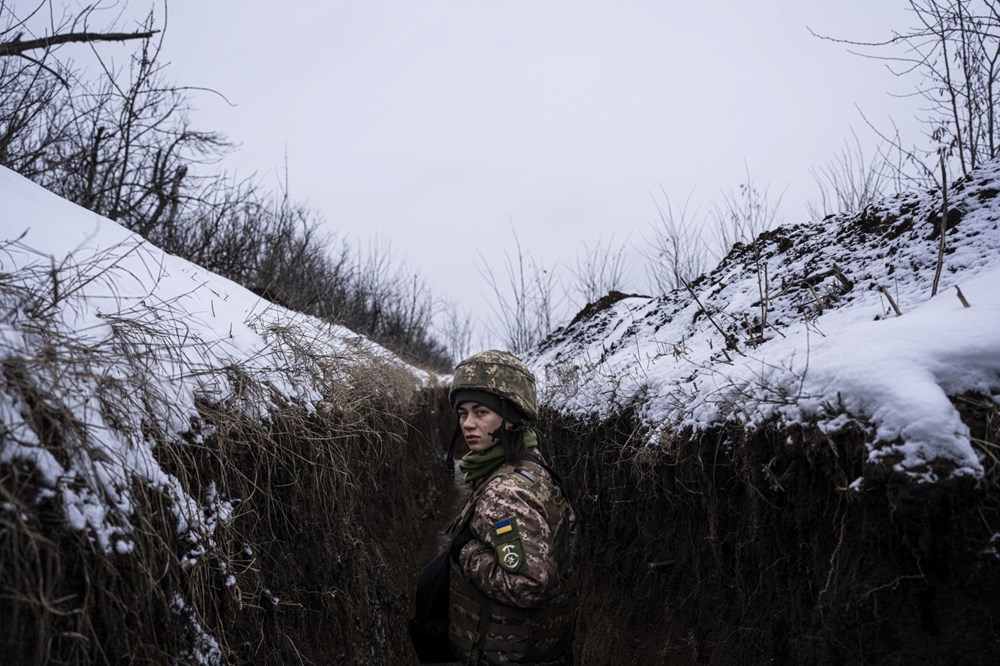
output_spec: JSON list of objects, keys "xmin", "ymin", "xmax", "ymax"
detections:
[
  {"xmin": 169, "ymin": 593, "xmax": 223, "ymax": 665},
  {"xmin": 0, "ymin": 165, "xmax": 426, "ymax": 661},
  {"xmin": 529, "ymin": 160, "xmax": 1000, "ymax": 485}
]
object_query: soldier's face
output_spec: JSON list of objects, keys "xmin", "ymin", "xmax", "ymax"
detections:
[{"xmin": 457, "ymin": 402, "xmax": 504, "ymax": 453}]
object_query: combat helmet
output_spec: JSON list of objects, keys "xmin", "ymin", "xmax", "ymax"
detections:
[{"xmin": 449, "ymin": 350, "xmax": 538, "ymax": 423}]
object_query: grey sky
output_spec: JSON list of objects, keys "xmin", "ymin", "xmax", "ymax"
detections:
[{"xmin": 112, "ymin": 2, "xmax": 925, "ymax": 340}]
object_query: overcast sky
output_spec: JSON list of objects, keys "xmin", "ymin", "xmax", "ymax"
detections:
[{"xmin": 61, "ymin": 2, "xmax": 928, "ymax": 345}]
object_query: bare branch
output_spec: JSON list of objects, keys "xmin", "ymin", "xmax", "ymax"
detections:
[
  {"xmin": 931, "ymin": 152, "xmax": 949, "ymax": 297},
  {"xmin": 0, "ymin": 30, "xmax": 158, "ymax": 57},
  {"xmin": 821, "ymin": 0, "xmax": 1000, "ymax": 184}
]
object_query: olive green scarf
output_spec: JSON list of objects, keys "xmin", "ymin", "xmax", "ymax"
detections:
[{"xmin": 458, "ymin": 429, "xmax": 538, "ymax": 484}]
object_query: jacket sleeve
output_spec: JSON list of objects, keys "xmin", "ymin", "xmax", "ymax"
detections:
[{"xmin": 458, "ymin": 474, "xmax": 558, "ymax": 609}]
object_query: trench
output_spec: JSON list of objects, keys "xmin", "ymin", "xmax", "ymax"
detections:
[
  {"xmin": 538, "ymin": 405, "xmax": 1000, "ymax": 665},
  {"xmin": 4, "ymin": 378, "xmax": 999, "ymax": 665},
  {"xmin": 416, "ymin": 459, "xmax": 471, "ymax": 564},
  {"xmin": 402, "ymin": 459, "xmax": 468, "ymax": 666},
  {"xmin": 395, "ymin": 398, "xmax": 1000, "ymax": 665}
]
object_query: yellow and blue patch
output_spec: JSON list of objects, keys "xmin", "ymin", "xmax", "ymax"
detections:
[{"xmin": 492, "ymin": 518, "xmax": 524, "ymax": 573}]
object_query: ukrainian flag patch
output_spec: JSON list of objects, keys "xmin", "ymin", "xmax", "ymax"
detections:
[{"xmin": 492, "ymin": 518, "xmax": 524, "ymax": 573}]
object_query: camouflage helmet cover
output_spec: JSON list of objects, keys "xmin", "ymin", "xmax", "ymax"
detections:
[{"xmin": 449, "ymin": 350, "xmax": 538, "ymax": 422}]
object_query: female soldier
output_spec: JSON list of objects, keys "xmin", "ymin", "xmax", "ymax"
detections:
[{"xmin": 447, "ymin": 350, "xmax": 577, "ymax": 665}]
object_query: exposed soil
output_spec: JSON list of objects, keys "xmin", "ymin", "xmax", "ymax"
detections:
[{"xmin": 540, "ymin": 397, "xmax": 1000, "ymax": 665}]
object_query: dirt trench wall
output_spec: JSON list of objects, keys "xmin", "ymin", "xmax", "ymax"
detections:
[
  {"xmin": 541, "ymin": 398, "xmax": 1000, "ymax": 665},
  {"xmin": 0, "ymin": 381, "xmax": 454, "ymax": 665}
]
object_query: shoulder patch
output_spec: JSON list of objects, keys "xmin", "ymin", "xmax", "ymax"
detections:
[
  {"xmin": 492, "ymin": 517, "xmax": 525, "ymax": 573},
  {"xmin": 515, "ymin": 468, "xmax": 538, "ymax": 484},
  {"xmin": 494, "ymin": 519, "xmax": 515, "ymax": 536}
]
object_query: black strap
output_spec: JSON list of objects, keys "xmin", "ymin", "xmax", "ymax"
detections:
[{"xmin": 446, "ymin": 424, "xmax": 461, "ymax": 478}]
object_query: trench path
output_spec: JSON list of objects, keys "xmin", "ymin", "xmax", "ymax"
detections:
[
  {"xmin": 429, "ymin": 459, "xmax": 470, "ymax": 555},
  {"xmin": 411, "ymin": 457, "xmax": 471, "ymax": 595},
  {"xmin": 407, "ymin": 459, "xmax": 468, "ymax": 665}
]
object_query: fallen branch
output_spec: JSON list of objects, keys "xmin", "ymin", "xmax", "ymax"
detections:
[
  {"xmin": 770, "ymin": 263, "xmax": 854, "ymax": 304},
  {"xmin": 879, "ymin": 285, "xmax": 903, "ymax": 316},
  {"xmin": 829, "ymin": 263, "xmax": 854, "ymax": 291}
]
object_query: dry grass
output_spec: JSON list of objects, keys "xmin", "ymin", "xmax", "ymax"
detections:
[
  {"xmin": 0, "ymin": 253, "xmax": 451, "ymax": 664},
  {"xmin": 542, "ymin": 395, "xmax": 1000, "ymax": 665}
]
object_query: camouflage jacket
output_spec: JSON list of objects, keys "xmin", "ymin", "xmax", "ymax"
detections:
[{"xmin": 449, "ymin": 453, "xmax": 577, "ymax": 664}]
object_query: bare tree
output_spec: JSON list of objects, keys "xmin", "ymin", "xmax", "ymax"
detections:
[
  {"xmin": 570, "ymin": 234, "xmax": 630, "ymax": 306},
  {"xmin": 932, "ymin": 151, "xmax": 952, "ymax": 296},
  {"xmin": 437, "ymin": 303, "xmax": 474, "ymax": 364},
  {"xmin": 0, "ymin": 54, "xmax": 66, "ymax": 173},
  {"xmin": 480, "ymin": 224, "xmax": 563, "ymax": 355},
  {"xmin": 0, "ymin": 1, "xmax": 154, "ymax": 174},
  {"xmin": 54, "ymin": 20, "xmax": 227, "ymax": 235},
  {"xmin": 814, "ymin": 0, "xmax": 1000, "ymax": 184},
  {"xmin": 1, "ymin": 2, "xmax": 458, "ymax": 369},
  {"xmin": 1, "ymin": 3, "xmax": 231, "ymax": 239}
]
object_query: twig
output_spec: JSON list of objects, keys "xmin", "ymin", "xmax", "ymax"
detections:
[
  {"xmin": 955, "ymin": 285, "xmax": 970, "ymax": 308},
  {"xmin": 880, "ymin": 286, "xmax": 903, "ymax": 316},
  {"xmin": 807, "ymin": 283, "xmax": 824, "ymax": 316},
  {"xmin": 680, "ymin": 278, "xmax": 737, "ymax": 361},
  {"xmin": 647, "ymin": 560, "xmax": 675, "ymax": 573}
]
